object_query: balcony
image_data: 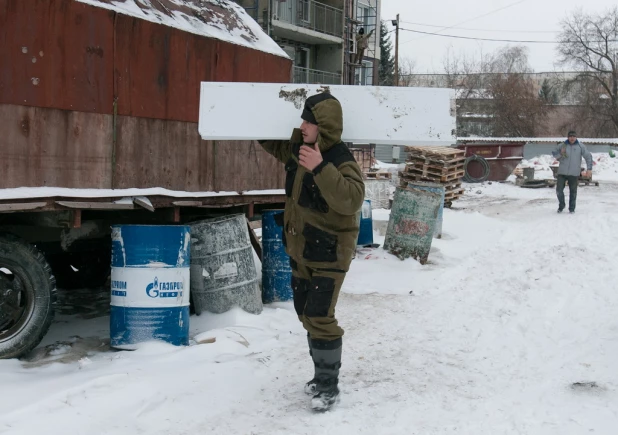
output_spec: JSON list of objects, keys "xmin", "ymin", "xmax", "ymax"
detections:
[
  {"xmin": 293, "ymin": 66, "xmax": 342, "ymax": 85},
  {"xmin": 272, "ymin": 0, "xmax": 343, "ymax": 45}
]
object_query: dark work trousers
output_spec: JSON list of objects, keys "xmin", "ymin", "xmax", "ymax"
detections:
[
  {"xmin": 556, "ymin": 174, "xmax": 579, "ymax": 212},
  {"xmin": 290, "ymin": 260, "xmax": 345, "ymax": 342}
]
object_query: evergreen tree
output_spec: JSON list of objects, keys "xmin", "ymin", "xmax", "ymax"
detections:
[
  {"xmin": 538, "ymin": 78, "xmax": 559, "ymax": 105},
  {"xmin": 378, "ymin": 21, "xmax": 395, "ymax": 86}
]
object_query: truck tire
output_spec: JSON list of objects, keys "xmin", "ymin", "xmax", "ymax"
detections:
[{"xmin": 0, "ymin": 234, "xmax": 56, "ymax": 359}]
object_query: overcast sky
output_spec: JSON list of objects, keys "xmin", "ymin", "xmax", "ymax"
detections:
[{"xmin": 380, "ymin": 0, "xmax": 616, "ymax": 74}]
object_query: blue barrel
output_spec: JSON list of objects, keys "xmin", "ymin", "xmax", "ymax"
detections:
[
  {"xmin": 262, "ymin": 210, "xmax": 293, "ymax": 303},
  {"xmin": 110, "ymin": 225, "xmax": 190, "ymax": 349},
  {"xmin": 383, "ymin": 186, "xmax": 441, "ymax": 264},
  {"xmin": 357, "ymin": 199, "xmax": 374, "ymax": 246},
  {"xmin": 407, "ymin": 181, "xmax": 445, "ymax": 239}
]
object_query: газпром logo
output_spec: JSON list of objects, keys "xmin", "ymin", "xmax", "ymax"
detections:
[{"xmin": 146, "ymin": 277, "xmax": 184, "ymax": 298}]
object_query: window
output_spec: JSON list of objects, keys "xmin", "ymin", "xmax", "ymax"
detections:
[
  {"xmin": 354, "ymin": 60, "xmax": 374, "ymax": 86},
  {"xmin": 295, "ymin": 47, "xmax": 310, "ymax": 68},
  {"xmin": 301, "ymin": 0, "xmax": 310, "ymax": 23},
  {"xmin": 356, "ymin": 2, "xmax": 376, "ymax": 32}
]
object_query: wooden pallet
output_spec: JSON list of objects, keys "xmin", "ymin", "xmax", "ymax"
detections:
[
  {"xmin": 398, "ymin": 176, "xmax": 463, "ymax": 188},
  {"xmin": 404, "ymin": 162, "xmax": 465, "ymax": 178},
  {"xmin": 399, "ymin": 169, "xmax": 464, "ymax": 183},
  {"xmin": 364, "ymin": 171, "xmax": 392, "ymax": 180},
  {"xmin": 405, "ymin": 146, "xmax": 466, "ymax": 161},
  {"xmin": 399, "ymin": 179, "xmax": 464, "ymax": 193},
  {"xmin": 407, "ymin": 155, "xmax": 466, "ymax": 168},
  {"xmin": 351, "ymin": 148, "xmax": 376, "ymax": 172},
  {"xmin": 444, "ymin": 182, "xmax": 462, "ymax": 191},
  {"xmin": 445, "ymin": 189, "xmax": 465, "ymax": 199}
]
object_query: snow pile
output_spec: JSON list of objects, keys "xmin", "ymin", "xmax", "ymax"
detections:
[
  {"xmin": 2, "ymin": 183, "xmax": 618, "ymax": 433},
  {"xmin": 590, "ymin": 153, "xmax": 618, "ymax": 181},
  {"xmin": 516, "ymin": 152, "xmax": 618, "ymax": 182},
  {"xmin": 518, "ymin": 154, "xmax": 556, "ymax": 170},
  {"xmin": 517, "ymin": 155, "xmax": 556, "ymax": 180},
  {"xmin": 374, "ymin": 160, "xmax": 401, "ymax": 170},
  {"xmin": 76, "ymin": 0, "xmax": 289, "ymax": 59}
]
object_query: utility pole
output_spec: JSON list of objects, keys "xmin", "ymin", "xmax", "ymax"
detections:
[{"xmin": 393, "ymin": 14, "xmax": 400, "ymax": 86}]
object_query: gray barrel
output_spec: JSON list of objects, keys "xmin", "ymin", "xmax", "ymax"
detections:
[{"xmin": 189, "ymin": 214, "xmax": 262, "ymax": 315}]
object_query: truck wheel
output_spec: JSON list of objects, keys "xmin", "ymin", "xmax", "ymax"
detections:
[{"xmin": 0, "ymin": 234, "xmax": 56, "ymax": 359}]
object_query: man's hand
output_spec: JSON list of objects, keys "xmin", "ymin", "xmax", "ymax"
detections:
[
  {"xmin": 583, "ymin": 170, "xmax": 592, "ymax": 178},
  {"xmin": 299, "ymin": 143, "xmax": 323, "ymax": 172}
]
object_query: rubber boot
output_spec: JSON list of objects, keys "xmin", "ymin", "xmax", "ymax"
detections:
[
  {"xmin": 310, "ymin": 338, "xmax": 342, "ymax": 412},
  {"xmin": 304, "ymin": 333, "xmax": 318, "ymax": 395}
]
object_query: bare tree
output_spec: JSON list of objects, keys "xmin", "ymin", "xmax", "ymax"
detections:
[
  {"xmin": 488, "ymin": 46, "xmax": 532, "ymax": 74},
  {"xmin": 557, "ymin": 7, "xmax": 618, "ymax": 135},
  {"xmin": 442, "ymin": 47, "xmax": 493, "ymax": 100},
  {"xmin": 444, "ymin": 45, "xmax": 552, "ymax": 136},
  {"xmin": 485, "ymin": 46, "xmax": 551, "ymax": 136},
  {"xmin": 397, "ymin": 57, "xmax": 417, "ymax": 87},
  {"xmin": 489, "ymin": 73, "xmax": 549, "ymax": 136},
  {"xmin": 442, "ymin": 48, "xmax": 496, "ymax": 136}
]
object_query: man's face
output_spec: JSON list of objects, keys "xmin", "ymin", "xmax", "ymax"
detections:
[
  {"xmin": 301, "ymin": 120, "xmax": 319, "ymax": 144},
  {"xmin": 568, "ymin": 135, "xmax": 577, "ymax": 144}
]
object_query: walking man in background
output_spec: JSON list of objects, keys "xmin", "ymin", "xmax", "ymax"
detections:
[
  {"xmin": 258, "ymin": 93, "xmax": 365, "ymax": 411},
  {"xmin": 552, "ymin": 130, "xmax": 593, "ymax": 213}
]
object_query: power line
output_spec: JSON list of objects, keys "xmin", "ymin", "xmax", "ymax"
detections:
[
  {"xmin": 401, "ymin": 0, "xmax": 529, "ymax": 45},
  {"xmin": 399, "ymin": 27, "xmax": 557, "ymax": 43},
  {"xmin": 399, "ymin": 27, "xmax": 618, "ymax": 44},
  {"xmin": 399, "ymin": 20, "xmax": 558, "ymax": 34}
]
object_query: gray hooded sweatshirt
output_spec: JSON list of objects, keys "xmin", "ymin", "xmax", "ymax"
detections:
[{"xmin": 551, "ymin": 140, "xmax": 593, "ymax": 177}]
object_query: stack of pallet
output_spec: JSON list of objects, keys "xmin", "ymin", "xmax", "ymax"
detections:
[
  {"xmin": 399, "ymin": 146, "xmax": 466, "ymax": 206},
  {"xmin": 350, "ymin": 148, "xmax": 376, "ymax": 172}
]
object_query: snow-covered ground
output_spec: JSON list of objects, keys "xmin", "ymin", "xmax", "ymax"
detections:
[{"xmin": 2, "ymin": 163, "xmax": 618, "ymax": 434}]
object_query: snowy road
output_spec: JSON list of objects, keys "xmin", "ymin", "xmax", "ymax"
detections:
[{"xmin": 2, "ymin": 179, "xmax": 618, "ymax": 434}]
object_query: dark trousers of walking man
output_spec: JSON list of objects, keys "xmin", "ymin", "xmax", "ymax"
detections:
[{"xmin": 556, "ymin": 174, "xmax": 578, "ymax": 213}]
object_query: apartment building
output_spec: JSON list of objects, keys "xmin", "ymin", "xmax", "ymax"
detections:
[
  {"xmin": 236, "ymin": 0, "xmax": 381, "ymax": 86},
  {"xmin": 351, "ymin": 0, "xmax": 380, "ymax": 86}
]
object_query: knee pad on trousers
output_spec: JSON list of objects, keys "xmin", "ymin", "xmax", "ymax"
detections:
[
  {"xmin": 305, "ymin": 276, "xmax": 336, "ymax": 318},
  {"xmin": 292, "ymin": 275, "xmax": 310, "ymax": 316}
]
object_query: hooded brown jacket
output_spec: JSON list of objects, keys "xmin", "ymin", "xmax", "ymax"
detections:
[{"xmin": 259, "ymin": 94, "xmax": 365, "ymax": 272}]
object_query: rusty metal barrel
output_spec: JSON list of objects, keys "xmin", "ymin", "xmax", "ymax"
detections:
[
  {"xmin": 406, "ymin": 181, "xmax": 445, "ymax": 239},
  {"xmin": 189, "ymin": 214, "xmax": 262, "ymax": 315},
  {"xmin": 383, "ymin": 186, "xmax": 441, "ymax": 264}
]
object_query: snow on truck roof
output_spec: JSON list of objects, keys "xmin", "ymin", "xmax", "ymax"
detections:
[{"xmin": 76, "ymin": 0, "xmax": 289, "ymax": 59}]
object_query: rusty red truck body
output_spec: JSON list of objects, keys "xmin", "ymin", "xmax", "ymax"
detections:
[{"xmin": 0, "ymin": 0, "xmax": 292, "ymax": 358}]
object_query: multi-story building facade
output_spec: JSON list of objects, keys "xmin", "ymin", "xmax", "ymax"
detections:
[
  {"xmin": 350, "ymin": 0, "xmax": 380, "ymax": 86},
  {"xmin": 236, "ymin": 0, "xmax": 381, "ymax": 86}
]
